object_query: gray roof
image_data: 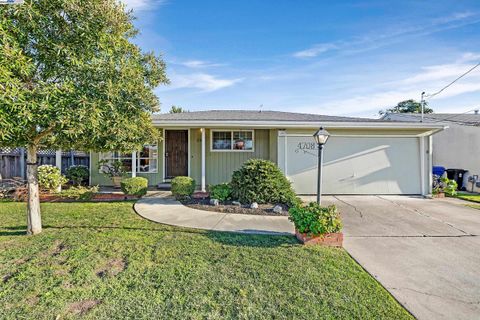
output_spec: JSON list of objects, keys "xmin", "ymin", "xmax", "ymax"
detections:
[
  {"xmin": 152, "ymin": 110, "xmax": 382, "ymax": 122},
  {"xmin": 383, "ymin": 113, "xmax": 480, "ymax": 126}
]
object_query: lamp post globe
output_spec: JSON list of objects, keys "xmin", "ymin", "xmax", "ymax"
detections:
[{"xmin": 313, "ymin": 127, "xmax": 330, "ymax": 204}]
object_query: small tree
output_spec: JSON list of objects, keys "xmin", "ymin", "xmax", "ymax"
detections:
[
  {"xmin": 169, "ymin": 105, "xmax": 188, "ymax": 113},
  {"xmin": 0, "ymin": 0, "xmax": 168, "ymax": 234},
  {"xmin": 379, "ymin": 99, "xmax": 433, "ymax": 116}
]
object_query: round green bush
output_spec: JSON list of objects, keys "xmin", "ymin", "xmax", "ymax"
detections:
[
  {"xmin": 230, "ymin": 159, "xmax": 299, "ymax": 206},
  {"xmin": 209, "ymin": 183, "xmax": 232, "ymax": 202},
  {"xmin": 289, "ymin": 202, "xmax": 342, "ymax": 235},
  {"xmin": 121, "ymin": 177, "xmax": 148, "ymax": 196},
  {"xmin": 65, "ymin": 165, "xmax": 89, "ymax": 185},
  {"xmin": 171, "ymin": 176, "xmax": 195, "ymax": 200},
  {"xmin": 38, "ymin": 165, "xmax": 68, "ymax": 191}
]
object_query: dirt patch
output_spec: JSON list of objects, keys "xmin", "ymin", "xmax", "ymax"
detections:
[
  {"xmin": 182, "ymin": 199, "xmax": 289, "ymax": 216},
  {"xmin": 67, "ymin": 299, "xmax": 101, "ymax": 316},
  {"xmin": 51, "ymin": 241, "xmax": 68, "ymax": 257},
  {"xmin": 2, "ymin": 272, "xmax": 14, "ymax": 283},
  {"xmin": 26, "ymin": 295, "xmax": 39, "ymax": 305},
  {"xmin": 96, "ymin": 258, "xmax": 126, "ymax": 278}
]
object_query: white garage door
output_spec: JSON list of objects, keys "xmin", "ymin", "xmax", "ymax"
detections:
[{"xmin": 279, "ymin": 136, "xmax": 421, "ymax": 194}]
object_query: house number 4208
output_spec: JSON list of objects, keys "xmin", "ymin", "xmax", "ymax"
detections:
[{"xmin": 296, "ymin": 142, "xmax": 316, "ymax": 150}]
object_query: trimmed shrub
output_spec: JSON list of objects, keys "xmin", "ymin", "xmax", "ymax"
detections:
[
  {"xmin": 121, "ymin": 177, "xmax": 148, "ymax": 196},
  {"xmin": 209, "ymin": 183, "xmax": 232, "ymax": 202},
  {"xmin": 433, "ymin": 175, "xmax": 458, "ymax": 196},
  {"xmin": 230, "ymin": 159, "xmax": 299, "ymax": 206},
  {"xmin": 65, "ymin": 165, "xmax": 89, "ymax": 186},
  {"xmin": 171, "ymin": 176, "xmax": 195, "ymax": 200},
  {"xmin": 289, "ymin": 202, "xmax": 342, "ymax": 235},
  {"xmin": 38, "ymin": 165, "xmax": 68, "ymax": 191}
]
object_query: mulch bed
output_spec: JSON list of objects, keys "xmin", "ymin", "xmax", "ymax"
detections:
[{"xmin": 182, "ymin": 198, "xmax": 289, "ymax": 216}]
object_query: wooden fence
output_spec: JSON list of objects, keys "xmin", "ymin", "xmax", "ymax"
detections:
[{"xmin": 0, "ymin": 148, "xmax": 89, "ymax": 179}]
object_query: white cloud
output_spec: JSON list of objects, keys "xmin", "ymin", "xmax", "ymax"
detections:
[
  {"xmin": 300, "ymin": 53, "xmax": 480, "ymax": 116},
  {"xmin": 181, "ymin": 60, "xmax": 226, "ymax": 68},
  {"xmin": 293, "ymin": 43, "xmax": 338, "ymax": 58},
  {"xmin": 293, "ymin": 11, "xmax": 480, "ymax": 58},
  {"xmin": 168, "ymin": 73, "xmax": 243, "ymax": 92},
  {"xmin": 120, "ymin": 0, "xmax": 165, "ymax": 11}
]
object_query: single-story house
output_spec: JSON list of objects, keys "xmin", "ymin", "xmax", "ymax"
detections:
[
  {"xmin": 89, "ymin": 110, "xmax": 446, "ymax": 195},
  {"xmin": 383, "ymin": 112, "xmax": 480, "ymax": 191}
]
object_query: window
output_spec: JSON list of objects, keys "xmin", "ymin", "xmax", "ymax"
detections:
[
  {"xmin": 211, "ymin": 130, "xmax": 254, "ymax": 151},
  {"xmin": 138, "ymin": 145, "xmax": 158, "ymax": 173},
  {"xmin": 100, "ymin": 145, "xmax": 158, "ymax": 173}
]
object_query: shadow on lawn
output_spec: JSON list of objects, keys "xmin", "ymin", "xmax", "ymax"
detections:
[
  {"xmin": 0, "ymin": 225, "xmax": 298, "ymax": 247},
  {"xmin": 203, "ymin": 230, "xmax": 298, "ymax": 248}
]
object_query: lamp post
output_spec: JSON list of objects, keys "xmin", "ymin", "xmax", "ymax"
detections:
[{"xmin": 313, "ymin": 127, "xmax": 330, "ymax": 205}]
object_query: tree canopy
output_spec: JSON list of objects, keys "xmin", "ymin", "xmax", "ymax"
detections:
[
  {"xmin": 169, "ymin": 105, "xmax": 188, "ymax": 113},
  {"xmin": 0, "ymin": 0, "xmax": 168, "ymax": 151},
  {"xmin": 379, "ymin": 99, "xmax": 433, "ymax": 116},
  {"xmin": 0, "ymin": 0, "xmax": 168, "ymax": 234}
]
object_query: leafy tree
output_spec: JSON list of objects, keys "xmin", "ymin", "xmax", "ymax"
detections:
[
  {"xmin": 169, "ymin": 105, "xmax": 188, "ymax": 113},
  {"xmin": 0, "ymin": 0, "xmax": 168, "ymax": 234},
  {"xmin": 379, "ymin": 99, "xmax": 433, "ymax": 116}
]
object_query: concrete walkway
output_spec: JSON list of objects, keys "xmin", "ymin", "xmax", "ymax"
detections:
[{"xmin": 134, "ymin": 192, "xmax": 294, "ymax": 235}]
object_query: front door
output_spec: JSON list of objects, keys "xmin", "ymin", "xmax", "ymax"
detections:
[{"xmin": 165, "ymin": 130, "xmax": 188, "ymax": 179}]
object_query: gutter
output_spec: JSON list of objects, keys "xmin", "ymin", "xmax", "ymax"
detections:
[{"xmin": 151, "ymin": 120, "xmax": 447, "ymax": 132}]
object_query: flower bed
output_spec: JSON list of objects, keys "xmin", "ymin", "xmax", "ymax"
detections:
[
  {"xmin": 295, "ymin": 231, "xmax": 343, "ymax": 247},
  {"xmin": 39, "ymin": 193, "xmax": 139, "ymax": 202}
]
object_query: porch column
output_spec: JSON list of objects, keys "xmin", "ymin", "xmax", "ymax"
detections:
[
  {"xmin": 201, "ymin": 128, "xmax": 206, "ymax": 192},
  {"xmin": 55, "ymin": 150, "xmax": 62, "ymax": 171},
  {"xmin": 19, "ymin": 148, "xmax": 25, "ymax": 179},
  {"xmin": 55, "ymin": 150, "xmax": 62, "ymax": 192},
  {"xmin": 131, "ymin": 151, "xmax": 137, "ymax": 177}
]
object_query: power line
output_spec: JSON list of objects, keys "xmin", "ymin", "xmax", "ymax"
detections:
[{"xmin": 425, "ymin": 62, "xmax": 480, "ymax": 99}]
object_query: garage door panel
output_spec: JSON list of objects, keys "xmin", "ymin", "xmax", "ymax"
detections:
[{"xmin": 281, "ymin": 136, "xmax": 421, "ymax": 194}]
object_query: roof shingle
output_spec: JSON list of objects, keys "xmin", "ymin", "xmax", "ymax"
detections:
[{"xmin": 152, "ymin": 110, "xmax": 382, "ymax": 122}]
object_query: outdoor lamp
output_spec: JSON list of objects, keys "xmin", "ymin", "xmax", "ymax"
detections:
[
  {"xmin": 313, "ymin": 127, "xmax": 330, "ymax": 145},
  {"xmin": 313, "ymin": 127, "xmax": 330, "ymax": 205}
]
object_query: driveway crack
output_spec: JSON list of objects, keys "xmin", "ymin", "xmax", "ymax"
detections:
[
  {"xmin": 333, "ymin": 196, "xmax": 364, "ymax": 218},
  {"xmin": 376, "ymin": 196, "xmax": 471, "ymax": 236}
]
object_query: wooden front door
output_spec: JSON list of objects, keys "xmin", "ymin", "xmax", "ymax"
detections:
[{"xmin": 165, "ymin": 130, "xmax": 188, "ymax": 179}]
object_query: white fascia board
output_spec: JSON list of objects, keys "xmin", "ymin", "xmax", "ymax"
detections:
[{"xmin": 152, "ymin": 120, "xmax": 447, "ymax": 132}]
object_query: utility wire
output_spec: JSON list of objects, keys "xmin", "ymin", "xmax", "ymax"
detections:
[{"xmin": 425, "ymin": 62, "xmax": 480, "ymax": 99}]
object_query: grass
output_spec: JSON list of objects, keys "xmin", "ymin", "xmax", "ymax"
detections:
[
  {"xmin": 454, "ymin": 192, "xmax": 480, "ymax": 203},
  {"xmin": 0, "ymin": 201, "xmax": 412, "ymax": 319}
]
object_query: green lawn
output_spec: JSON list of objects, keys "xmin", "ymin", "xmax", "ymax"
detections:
[
  {"xmin": 454, "ymin": 192, "xmax": 480, "ymax": 203},
  {"xmin": 0, "ymin": 201, "xmax": 412, "ymax": 319}
]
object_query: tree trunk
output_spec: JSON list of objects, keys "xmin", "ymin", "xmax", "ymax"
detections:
[{"xmin": 26, "ymin": 144, "xmax": 42, "ymax": 235}]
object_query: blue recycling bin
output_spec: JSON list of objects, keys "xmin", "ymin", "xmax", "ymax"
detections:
[{"xmin": 432, "ymin": 166, "xmax": 446, "ymax": 177}]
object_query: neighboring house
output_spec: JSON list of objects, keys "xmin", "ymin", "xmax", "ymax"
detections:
[
  {"xmin": 89, "ymin": 110, "xmax": 445, "ymax": 195},
  {"xmin": 383, "ymin": 112, "xmax": 480, "ymax": 190}
]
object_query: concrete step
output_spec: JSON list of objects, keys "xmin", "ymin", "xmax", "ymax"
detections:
[{"xmin": 157, "ymin": 183, "xmax": 171, "ymax": 190}]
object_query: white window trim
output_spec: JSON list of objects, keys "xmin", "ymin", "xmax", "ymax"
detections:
[
  {"xmin": 99, "ymin": 146, "xmax": 159, "ymax": 174},
  {"xmin": 210, "ymin": 129, "xmax": 255, "ymax": 152}
]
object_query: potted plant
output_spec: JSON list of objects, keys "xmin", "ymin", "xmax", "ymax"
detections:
[
  {"xmin": 432, "ymin": 175, "xmax": 458, "ymax": 198},
  {"xmin": 98, "ymin": 159, "xmax": 127, "ymax": 188},
  {"xmin": 288, "ymin": 202, "xmax": 343, "ymax": 246}
]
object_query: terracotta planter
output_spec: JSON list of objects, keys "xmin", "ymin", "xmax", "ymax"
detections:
[
  {"xmin": 111, "ymin": 176, "xmax": 122, "ymax": 188},
  {"xmin": 295, "ymin": 230, "xmax": 343, "ymax": 247},
  {"xmin": 433, "ymin": 192, "xmax": 445, "ymax": 198}
]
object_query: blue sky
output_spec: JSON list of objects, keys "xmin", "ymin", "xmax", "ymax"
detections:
[{"xmin": 123, "ymin": 0, "xmax": 480, "ymax": 117}]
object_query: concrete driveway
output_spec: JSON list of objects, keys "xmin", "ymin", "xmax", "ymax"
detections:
[{"xmin": 321, "ymin": 195, "xmax": 480, "ymax": 320}]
